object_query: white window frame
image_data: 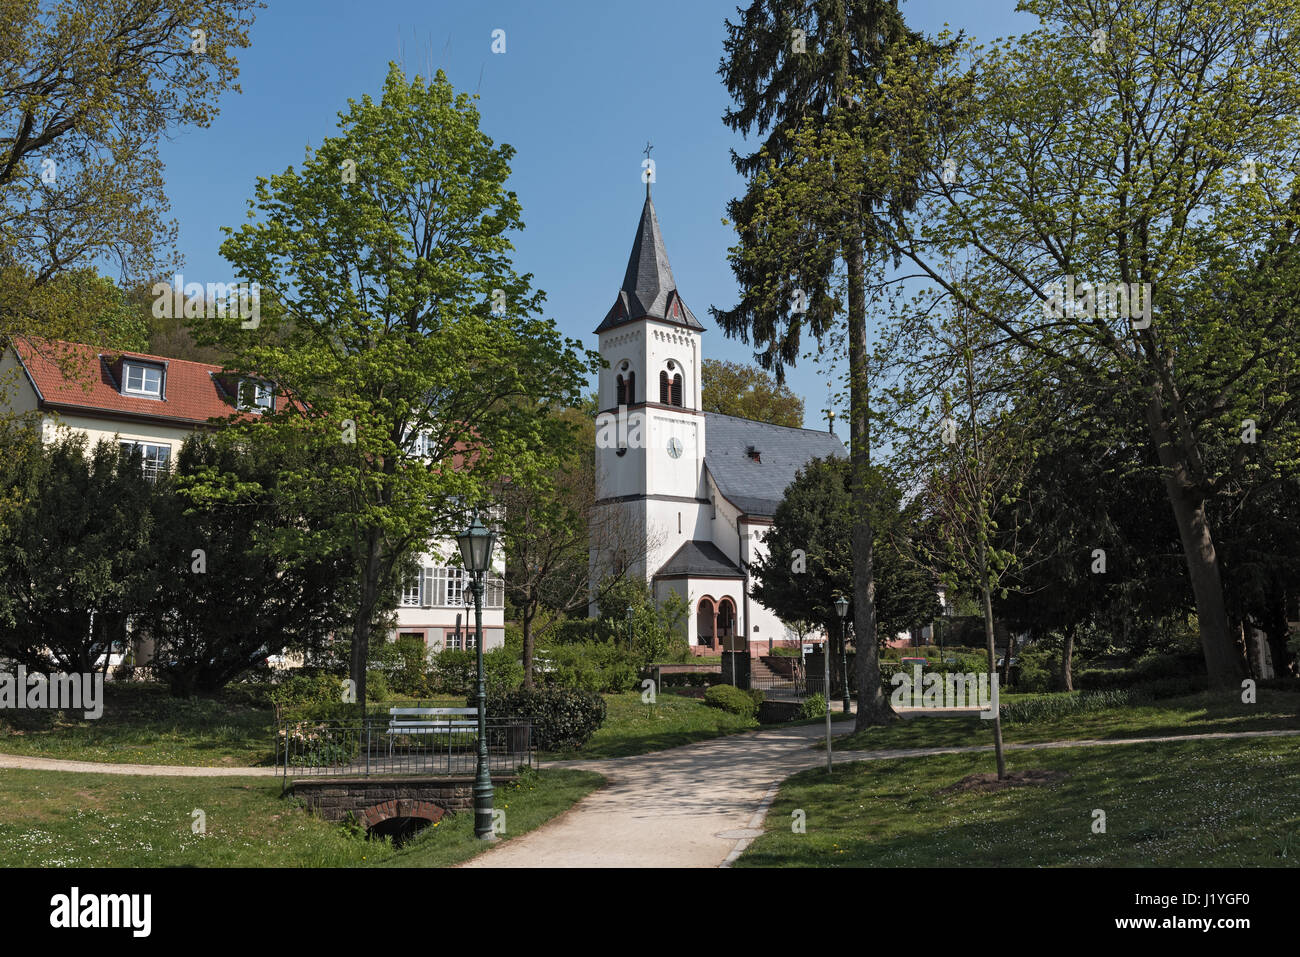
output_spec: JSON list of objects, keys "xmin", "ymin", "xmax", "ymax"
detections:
[
  {"xmin": 400, "ymin": 573, "xmax": 421, "ymax": 607},
  {"xmin": 119, "ymin": 441, "xmax": 171, "ymax": 482},
  {"xmin": 238, "ymin": 378, "xmax": 273, "ymax": 412},
  {"xmin": 122, "ymin": 362, "xmax": 163, "ymax": 398}
]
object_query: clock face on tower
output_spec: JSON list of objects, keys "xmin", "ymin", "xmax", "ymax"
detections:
[{"xmin": 666, "ymin": 436, "xmax": 683, "ymax": 459}]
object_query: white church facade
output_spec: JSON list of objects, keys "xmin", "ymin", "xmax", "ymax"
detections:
[{"xmin": 589, "ymin": 189, "xmax": 846, "ymax": 657}]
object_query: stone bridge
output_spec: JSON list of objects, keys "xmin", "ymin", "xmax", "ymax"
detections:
[{"xmin": 290, "ymin": 775, "xmax": 518, "ymax": 830}]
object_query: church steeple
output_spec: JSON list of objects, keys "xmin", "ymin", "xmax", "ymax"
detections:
[{"xmin": 594, "ymin": 192, "xmax": 703, "ymax": 334}]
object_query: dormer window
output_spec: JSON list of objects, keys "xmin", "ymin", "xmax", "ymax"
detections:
[
  {"xmin": 237, "ymin": 378, "xmax": 273, "ymax": 412},
  {"xmin": 122, "ymin": 361, "xmax": 163, "ymax": 398}
]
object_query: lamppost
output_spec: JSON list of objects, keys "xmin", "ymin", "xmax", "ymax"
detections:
[
  {"xmin": 458, "ymin": 510, "xmax": 497, "ymax": 840},
  {"xmin": 838, "ymin": 600, "xmax": 852, "ymax": 714}
]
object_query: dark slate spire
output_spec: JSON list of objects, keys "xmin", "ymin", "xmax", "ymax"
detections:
[{"xmin": 595, "ymin": 192, "xmax": 703, "ymax": 334}]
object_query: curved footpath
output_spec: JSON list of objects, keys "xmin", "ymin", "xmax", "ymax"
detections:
[
  {"xmin": 3, "ymin": 726, "xmax": 1298, "ymax": 866},
  {"xmin": 463, "ymin": 725, "xmax": 1300, "ymax": 868}
]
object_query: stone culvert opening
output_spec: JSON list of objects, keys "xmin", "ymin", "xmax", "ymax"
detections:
[{"xmin": 362, "ymin": 799, "xmax": 447, "ymax": 847}]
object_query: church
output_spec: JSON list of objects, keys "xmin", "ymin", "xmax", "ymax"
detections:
[{"xmin": 589, "ymin": 187, "xmax": 847, "ymax": 657}]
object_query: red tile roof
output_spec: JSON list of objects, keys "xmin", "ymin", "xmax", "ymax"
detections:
[{"xmin": 12, "ymin": 338, "xmax": 271, "ymax": 427}]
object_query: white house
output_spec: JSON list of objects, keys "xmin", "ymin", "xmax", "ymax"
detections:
[
  {"xmin": 0, "ymin": 337, "xmax": 505, "ymax": 658},
  {"xmin": 588, "ymin": 188, "xmax": 847, "ymax": 656}
]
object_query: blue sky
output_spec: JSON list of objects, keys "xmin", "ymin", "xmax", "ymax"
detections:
[{"xmin": 161, "ymin": 0, "xmax": 1038, "ymax": 429}]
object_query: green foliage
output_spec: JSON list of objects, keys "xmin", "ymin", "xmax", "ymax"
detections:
[
  {"xmin": 802, "ymin": 692, "xmax": 827, "ymax": 719},
  {"xmin": 1000, "ymin": 690, "xmax": 1141, "ymax": 724},
  {"xmin": 703, "ymin": 684, "xmax": 759, "ymax": 719},
  {"xmin": 268, "ymin": 673, "xmax": 349, "ymax": 709},
  {"xmin": 750, "ymin": 457, "xmax": 939, "ymax": 643},
  {"xmin": 364, "ymin": 670, "xmax": 389, "ymax": 702},
  {"xmin": 701, "ymin": 358, "xmax": 804, "ymax": 427},
  {"xmin": 429, "ymin": 647, "xmax": 523, "ymax": 696},
  {"xmin": 480, "ymin": 688, "xmax": 607, "ymax": 751},
  {"xmin": 538, "ymin": 640, "xmax": 641, "ymax": 694},
  {"xmin": 202, "ymin": 64, "xmax": 599, "ymax": 707},
  {"xmin": 371, "ymin": 634, "xmax": 434, "ymax": 697},
  {"xmin": 0, "ymin": 1, "xmax": 256, "ymax": 347}
]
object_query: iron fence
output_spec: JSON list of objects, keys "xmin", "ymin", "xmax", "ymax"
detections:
[
  {"xmin": 749, "ymin": 672, "xmax": 810, "ymax": 697},
  {"xmin": 277, "ymin": 716, "xmax": 532, "ymax": 778}
]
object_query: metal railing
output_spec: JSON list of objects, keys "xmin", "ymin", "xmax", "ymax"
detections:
[
  {"xmin": 277, "ymin": 716, "xmax": 532, "ymax": 778},
  {"xmin": 749, "ymin": 672, "xmax": 809, "ymax": 696}
]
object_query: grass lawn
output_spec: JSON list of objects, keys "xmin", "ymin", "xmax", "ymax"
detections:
[
  {"xmin": 737, "ymin": 736, "xmax": 1300, "ymax": 867},
  {"xmin": 544, "ymin": 691, "xmax": 760, "ymax": 759},
  {"xmin": 0, "ymin": 686, "xmax": 469, "ymax": 767},
  {"xmin": 829, "ymin": 689, "xmax": 1300, "ymax": 752},
  {"xmin": 0, "ymin": 765, "xmax": 603, "ymax": 867}
]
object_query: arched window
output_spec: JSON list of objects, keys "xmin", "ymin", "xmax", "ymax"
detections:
[
  {"xmin": 671, "ymin": 374, "xmax": 683, "ymax": 407},
  {"xmin": 615, "ymin": 374, "xmax": 626, "ymax": 406},
  {"xmin": 660, "ymin": 371, "xmax": 670, "ymax": 404},
  {"xmin": 626, "ymin": 371, "xmax": 635, "ymax": 404}
]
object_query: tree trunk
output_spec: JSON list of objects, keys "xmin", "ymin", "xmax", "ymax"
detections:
[
  {"xmin": 1059, "ymin": 624, "xmax": 1075, "ymax": 692},
  {"xmin": 521, "ymin": 600, "xmax": 536, "ymax": 691},
  {"xmin": 847, "ymin": 236, "xmax": 890, "ymax": 729},
  {"xmin": 350, "ymin": 531, "xmax": 386, "ymax": 709},
  {"xmin": 981, "ymin": 581, "xmax": 1007, "ymax": 779},
  {"xmin": 1144, "ymin": 398, "xmax": 1244, "ymax": 689}
]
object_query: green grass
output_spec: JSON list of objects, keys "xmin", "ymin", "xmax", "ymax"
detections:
[
  {"xmin": 830, "ymin": 689, "xmax": 1300, "ymax": 752},
  {"xmin": 0, "ymin": 687, "xmax": 477, "ymax": 767},
  {"xmin": 0, "ymin": 685, "xmax": 277, "ymax": 766},
  {"xmin": 544, "ymin": 691, "xmax": 760, "ymax": 759},
  {"xmin": 737, "ymin": 736, "xmax": 1300, "ymax": 867},
  {"xmin": 0, "ymin": 766, "xmax": 603, "ymax": 867}
]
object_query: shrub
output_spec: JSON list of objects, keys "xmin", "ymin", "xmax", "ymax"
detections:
[
  {"xmin": 1001, "ymin": 688, "xmax": 1143, "ymax": 724},
  {"xmin": 771, "ymin": 646, "xmax": 802, "ymax": 657},
  {"xmin": 747, "ymin": 687, "xmax": 765, "ymax": 709},
  {"xmin": 372, "ymin": 635, "xmax": 435, "ymax": 697},
  {"xmin": 479, "ymin": 688, "xmax": 607, "ymax": 751},
  {"xmin": 430, "ymin": 648, "xmax": 476, "ymax": 694},
  {"xmin": 365, "ymin": 669, "xmax": 389, "ymax": 702},
  {"xmin": 269, "ymin": 672, "xmax": 350, "ymax": 708},
  {"xmin": 802, "ymin": 692, "xmax": 827, "ymax": 718},
  {"xmin": 540, "ymin": 640, "xmax": 641, "ymax": 694},
  {"xmin": 485, "ymin": 646, "xmax": 525, "ymax": 694},
  {"xmin": 703, "ymin": 684, "xmax": 759, "ymax": 718}
]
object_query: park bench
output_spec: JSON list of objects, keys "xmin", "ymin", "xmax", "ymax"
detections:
[{"xmin": 385, "ymin": 707, "xmax": 477, "ymax": 755}]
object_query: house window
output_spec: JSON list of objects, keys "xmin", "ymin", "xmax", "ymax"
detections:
[
  {"xmin": 445, "ymin": 567, "xmax": 465, "ymax": 606},
  {"xmin": 119, "ymin": 441, "xmax": 171, "ymax": 483},
  {"xmin": 238, "ymin": 379, "xmax": 273, "ymax": 411},
  {"xmin": 122, "ymin": 362, "xmax": 163, "ymax": 398},
  {"xmin": 671, "ymin": 374, "xmax": 683, "ymax": 407},
  {"xmin": 659, "ymin": 371, "xmax": 669, "ymax": 403},
  {"xmin": 445, "ymin": 628, "xmax": 476, "ymax": 650},
  {"xmin": 401, "ymin": 574, "xmax": 421, "ymax": 607},
  {"xmin": 405, "ymin": 430, "xmax": 433, "ymax": 458},
  {"xmin": 625, "ymin": 371, "xmax": 635, "ymax": 404},
  {"xmin": 616, "ymin": 374, "xmax": 626, "ymax": 406}
]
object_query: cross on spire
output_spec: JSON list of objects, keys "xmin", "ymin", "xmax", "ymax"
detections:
[{"xmin": 643, "ymin": 141, "xmax": 654, "ymax": 198}]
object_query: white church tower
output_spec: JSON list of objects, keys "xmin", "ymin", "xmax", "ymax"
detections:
[
  {"xmin": 589, "ymin": 186, "xmax": 848, "ymax": 659},
  {"xmin": 591, "ymin": 184, "xmax": 709, "ymax": 595}
]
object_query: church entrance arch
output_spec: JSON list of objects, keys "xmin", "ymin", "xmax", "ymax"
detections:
[
  {"xmin": 696, "ymin": 596, "xmax": 717, "ymax": 649},
  {"xmin": 717, "ymin": 598, "xmax": 736, "ymax": 648}
]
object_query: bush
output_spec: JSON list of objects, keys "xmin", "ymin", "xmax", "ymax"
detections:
[
  {"xmin": 770, "ymin": 646, "xmax": 802, "ymax": 657},
  {"xmin": 802, "ymin": 692, "xmax": 827, "ymax": 718},
  {"xmin": 540, "ymin": 640, "xmax": 641, "ymax": 694},
  {"xmin": 703, "ymin": 684, "xmax": 759, "ymax": 718},
  {"xmin": 1001, "ymin": 688, "xmax": 1143, "ymax": 724},
  {"xmin": 479, "ymin": 687, "xmax": 607, "ymax": 751},
  {"xmin": 485, "ymin": 646, "xmax": 524, "ymax": 694},
  {"xmin": 365, "ymin": 669, "xmax": 389, "ymax": 702},
  {"xmin": 748, "ymin": 687, "xmax": 765, "ymax": 709},
  {"xmin": 269, "ymin": 672, "xmax": 350, "ymax": 708}
]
